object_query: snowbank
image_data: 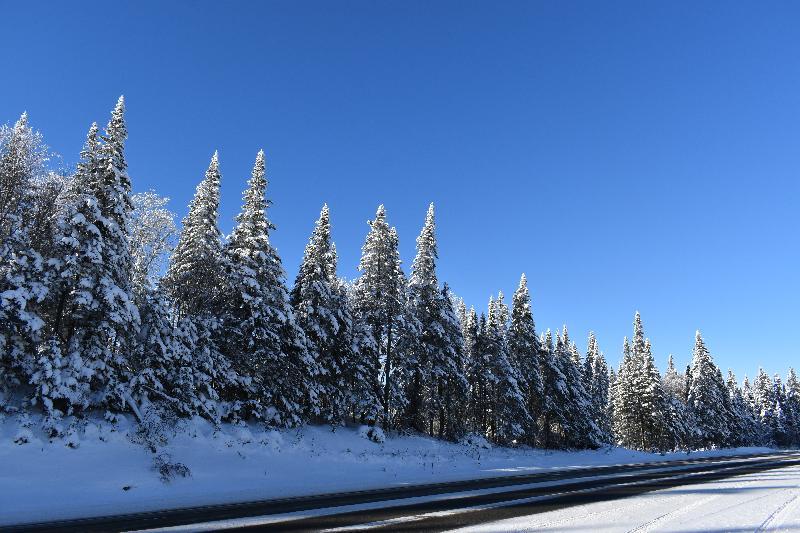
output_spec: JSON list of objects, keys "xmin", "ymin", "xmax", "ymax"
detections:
[{"xmin": 0, "ymin": 412, "xmax": 772, "ymax": 526}]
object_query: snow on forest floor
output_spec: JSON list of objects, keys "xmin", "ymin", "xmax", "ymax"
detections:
[
  {"xmin": 454, "ymin": 464, "xmax": 800, "ymax": 532},
  {"xmin": 0, "ymin": 412, "xmax": 773, "ymax": 526}
]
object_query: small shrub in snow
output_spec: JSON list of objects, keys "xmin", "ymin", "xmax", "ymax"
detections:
[
  {"xmin": 13, "ymin": 427, "xmax": 33, "ymax": 445},
  {"xmin": 359, "ymin": 425, "xmax": 386, "ymax": 444},
  {"xmin": 64, "ymin": 428, "xmax": 80, "ymax": 449},
  {"xmin": 153, "ymin": 453, "xmax": 191, "ymax": 482},
  {"xmin": 461, "ymin": 433, "xmax": 492, "ymax": 450}
]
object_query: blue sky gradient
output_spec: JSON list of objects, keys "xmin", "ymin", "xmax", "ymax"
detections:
[{"xmin": 2, "ymin": 1, "xmax": 798, "ymax": 378}]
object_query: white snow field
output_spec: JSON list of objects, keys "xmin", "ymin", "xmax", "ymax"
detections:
[
  {"xmin": 0, "ymin": 412, "xmax": 773, "ymax": 526},
  {"xmin": 454, "ymin": 464, "xmax": 800, "ymax": 533}
]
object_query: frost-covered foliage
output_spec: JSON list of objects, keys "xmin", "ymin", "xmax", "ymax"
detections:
[
  {"xmin": 0, "ymin": 101, "xmax": 792, "ymax": 460},
  {"xmin": 130, "ymin": 191, "xmax": 177, "ymax": 291},
  {"xmin": 351, "ymin": 205, "xmax": 411, "ymax": 431},
  {"xmin": 402, "ymin": 204, "xmax": 468, "ymax": 440},
  {"xmin": 222, "ymin": 150, "xmax": 311, "ymax": 426}
]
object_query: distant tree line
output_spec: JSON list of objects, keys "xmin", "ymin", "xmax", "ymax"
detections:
[{"xmin": 1, "ymin": 99, "xmax": 798, "ymax": 451}]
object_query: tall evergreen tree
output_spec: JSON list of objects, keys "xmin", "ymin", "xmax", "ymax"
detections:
[
  {"xmin": 540, "ymin": 328, "xmax": 569, "ymax": 448},
  {"xmin": 291, "ymin": 204, "xmax": 354, "ymax": 425},
  {"xmin": 484, "ymin": 296, "xmax": 528, "ymax": 444},
  {"xmin": 404, "ymin": 205, "xmax": 468, "ymax": 438},
  {"xmin": 687, "ymin": 331, "xmax": 731, "ymax": 448},
  {"xmin": 163, "ymin": 152, "xmax": 225, "ymax": 315},
  {"xmin": 507, "ymin": 274, "xmax": 543, "ymax": 444},
  {"xmin": 613, "ymin": 313, "xmax": 671, "ymax": 451},
  {"xmin": 351, "ymin": 205, "xmax": 410, "ymax": 430},
  {"xmin": 162, "ymin": 152, "xmax": 239, "ymax": 423},
  {"xmin": 223, "ymin": 150, "xmax": 311, "ymax": 424},
  {"xmin": 784, "ymin": 368, "xmax": 800, "ymax": 446},
  {"xmin": 39, "ymin": 99, "xmax": 140, "ymax": 414},
  {"xmin": 584, "ymin": 332, "xmax": 612, "ymax": 444}
]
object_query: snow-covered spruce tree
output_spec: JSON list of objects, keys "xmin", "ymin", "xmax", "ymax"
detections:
[
  {"xmin": 540, "ymin": 328, "xmax": 568, "ymax": 448},
  {"xmin": 351, "ymin": 205, "xmax": 411, "ymax": 430},
  {"xmin": 613, "ymin": 313, "xmax": 671, "ymax": 451},
  {"xmin": 222, "ymin": 150, "xmax": 312, "ymax": 424},
  {"xmin": 785, "ymin": 368, "xmax": 800, "ymax": 446},
  {"xmin": 464, "ymin": 307, "xmax": 488, "ymax": 435},
  {"xmin": 402, "ymin": 204, "xmax": 437, "ymax": 433},
  {"xmin": 507, "ymin": 273, "xmax": 543, "ymax": 445},
  {"xmin": 30, "ymin": 124, "xmax": 102, "ymax": 423},
  {"xmin": 163, "ymin": 152, "xmax": 226, "ymax": 316},
  {"xmin": 291, "ymin": 204, "xmax": 355, "ymax": 425},
  {"xmin": 771, "ymin": 374, "xmax": 790, "ymax": 446},
  {"xmin": 402, "ymin": 204, "xmax": 468, "ymax": 438},
  {"xmin": 558, "ymin": 327, "xmax": 600, "ymax": 449},
  {"xmin": 687, "ymin": 331, "xmax": 732, "ymax": 448},
  {"xmin": 754, "ymin": 368, "xmax": 777, "ymax": 444},
  {"xmin": 661, "ymin": 355, "xmax": 693, "ymax": 449},
  {"xmin": 584, "ymin": 332, "xmax": 612, "ymax": 444},
  {"xmin": 662, "ymin": 355, "xmax": 685, "ymax": 402},
  {"xmin": 341, "ymin": 280, "xmax": 382, "ymax": 425},
  {"xmin": 726, "ymin": 370, "xmax": 761, "ymax": 447},
  {"xmin": 436, "ymin": 284, "xmax": 470, "ymax": 440},
  {"xmin": 38, "ymin": 99, "xmax": 141, "ymax": 417},
  {"xmin": 0, "ymin": 112, "xmax": 48, "ymax": 243},
  {"xmin": 162, "ymin": 152, "xmax": 241, "ymax": 423},
  {"xmin": 0, "ymin": 114, "xmax": 50, "ymax": 403},
  {"xmin": 483, "ymin": 296, "xmax": 528, "ymax": 445}
]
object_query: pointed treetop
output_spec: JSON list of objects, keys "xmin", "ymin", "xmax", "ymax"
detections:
[
  {"xmin": 376, "ymin": 204, "xmax": 386, "ymax": 218},
  {"xmin": 519, "ymin": 273, "xmax": 527, "ymax": 288},
  {"xmin": 14, "ymin": 112, "xmax": 28, "ymax": 129}
]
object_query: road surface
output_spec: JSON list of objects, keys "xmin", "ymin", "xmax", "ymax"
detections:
[{"xmin": 4, "ymin": 451, "xmax": 799, "ymax": 533}]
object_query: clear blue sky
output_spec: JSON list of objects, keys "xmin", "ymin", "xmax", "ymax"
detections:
[{"xmin": 2, "ymin": 1, "xmax": 798, "ymax": 379}]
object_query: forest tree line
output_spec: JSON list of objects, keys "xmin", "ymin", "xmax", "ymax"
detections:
[{"xmin": 1, "ymin": 99, "xmax": 798, "ymax": 451}]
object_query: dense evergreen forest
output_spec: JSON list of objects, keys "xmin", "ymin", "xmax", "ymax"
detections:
[{"xmin": 1, "ymin": 99, "xmax": 798, "ymax": 451}]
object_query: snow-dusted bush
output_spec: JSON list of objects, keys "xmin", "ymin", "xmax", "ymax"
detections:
[{"xmin": 359, "ymin": 425, "xmax": 386, "ymax": 444}]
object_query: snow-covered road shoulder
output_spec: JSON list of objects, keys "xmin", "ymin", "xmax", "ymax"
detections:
[{"xmin": 0, "ymin": 412, "xmax": 774, "ymax": 526}]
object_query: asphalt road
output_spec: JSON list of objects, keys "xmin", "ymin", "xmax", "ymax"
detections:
[{"xmin": 4, "ymin": 451, "xmax": 799, "ymax": 533}]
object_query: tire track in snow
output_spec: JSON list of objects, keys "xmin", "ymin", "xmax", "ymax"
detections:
[
  {"xmin": 625, "ymin": 491, "xmax": 720, "ymax": 533},
  {"xmin": 756, "ymin": 479, "xmax": 800, "ymax": 532},
  {"xmin": 494, "ymin": 492, "xmax": 654, "ymax": 532}
]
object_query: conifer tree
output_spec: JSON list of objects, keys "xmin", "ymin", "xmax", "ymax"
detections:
[
  {"xmin": 559, "ymin": 327, "xmax": 600, "ymax": 448},
  {"xmin": 0, "ymin": 114, "xmax": 48, "ymax": 397},
  {"xmin": 484, "ymin": 296, "xmax": 528, "ymax": 444},
  {"xmin": 403, "ymin": 204, "xmax": 438, "ymax": 433},
  {"xmin": 352, "ymin": 205, "xmax": 410, "ymax": 429},
  {"xmin": 726, "ymin": 370, "xmax": 761, "ymax": 447},
  {"xmin": 507, "ymin": 274, "xmax": 543, "ymax": 444},
  {"xmin": 540, "ymin": 328, "xmax": 569, "ymax": 448},
  {"xmin": 584, "ymin": 332, "xmax": 612, "ymax": 444},
  {"xmin": 162, "ymin": 152, "xmax": 240, "ymax": 423},
  {"xmin": 404, "ymin": 205, "xmax": 468, "ymax": 438},
  {"xmin": 40, "ymin": 99, "xmax": 140, "ymax": 413},
  {"xmin": 223, "ymin": 150, "xmax": 311, "ymax": 424},
  {"xmin": 687, "ymin": 331, "xmax": 731, "ymax": 448},
  {"xmin": 784, "ymin": 368, "xmax": 800, "ymax": 446},
  {"xmin": 163, "ymin": 152, "xmax": 225, "ymax": 315},
  {"xmin": 464, "ymin": 307, "xmax": 486, "ymax": 435},
  {"xmin": 291, "ymin": 204, "xmax": 353, "ymax": 425},
  {"xmin": 754, "ymin": 368, "xmax": 776, "ymax": 444},
  {"xmin": 0, "ymin": 112, "xmax": 48, "ymax": 242},
  {"xmin": 613, "ymin": 313, "xmax": 671, "ymax": 451}
]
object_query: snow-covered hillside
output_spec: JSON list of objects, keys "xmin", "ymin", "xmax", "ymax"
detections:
[{"xmin": 0, "ymin": 413, "xmax": 771, "ymax": 527}]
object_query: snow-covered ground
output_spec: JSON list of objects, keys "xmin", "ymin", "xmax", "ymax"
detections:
[
  {"xmin": 455, "ymin": 464, "xmax": 800, "ymax": 532},
  {"xmin": 0, "ymin": 412, "xmax": 773, "ymax": 526}
]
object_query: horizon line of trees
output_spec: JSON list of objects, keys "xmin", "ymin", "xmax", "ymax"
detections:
[{"xmin": 1, "ymin": 99, "xmax": 798, "ymax": 451}]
